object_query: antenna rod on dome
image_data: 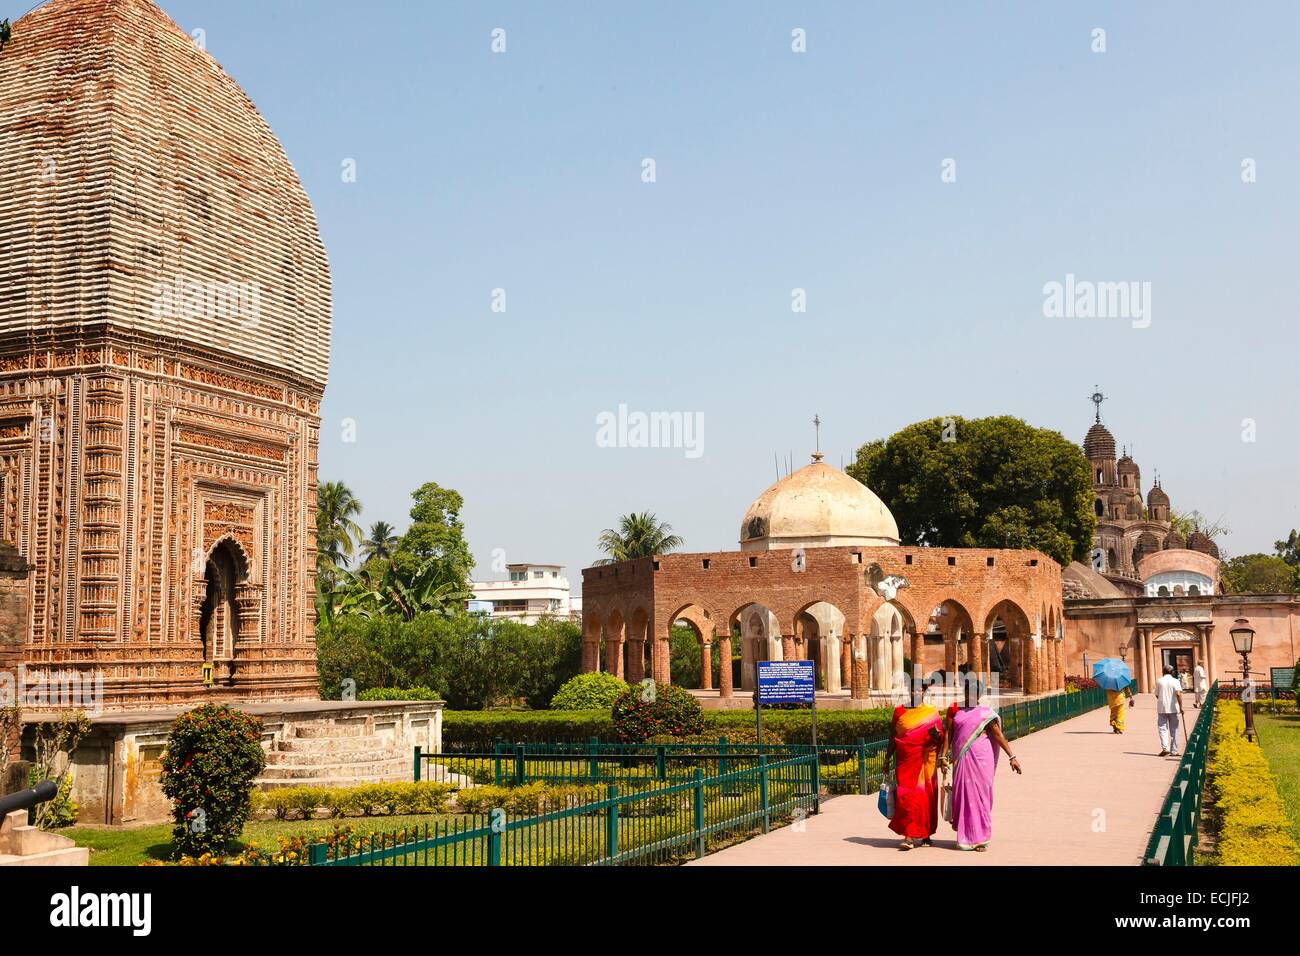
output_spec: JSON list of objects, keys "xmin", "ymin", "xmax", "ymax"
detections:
[
  {"xmin": 812, "ymin": 414, "xmax": 824, "ymax": 462},
  {"xmin": 775, "ymin": 453, "xmax": 780, "ymax": 483}
]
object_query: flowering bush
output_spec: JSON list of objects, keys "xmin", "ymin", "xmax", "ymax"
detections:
[
  {"xmin": 1064, "ymin": 675, "xmax": 1099, "ymax": 693},
  {"xmin": 159, "ymin": 705, "xmax": 267, "ymax": 859},
  {"xmin": 611, "ymin": 681, "xmax": 704, "ymax": 743}
]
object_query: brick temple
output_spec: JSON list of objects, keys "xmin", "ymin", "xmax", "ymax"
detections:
[{"xmin": 0, "ymin": 0, "xmax": 330, "ymax": 707}]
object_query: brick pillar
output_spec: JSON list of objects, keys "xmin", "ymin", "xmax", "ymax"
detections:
[
  {"xmin": 718, "ymin": 635, "xmax": 733, "ymax": 699},
  {"xmin": 605, "ymin": 638, "xmax": 623, "ymax": 679},
  {"xmin": 581, "ymin": 641, "xmax": 599, "ymax": 672},
  {"xmin": 700, "ymin": 640, "xmax": 712, "ymax": 690},
  {"xmin": 652, "ymin": 624, "xmax": 671, "ymax": 685},
  {"xmin": 909, "ymin": 628, "xmax": 922, "ymax": 679},
  {"xmin": 627, "ymin": 639, "xmax": 646, "ymax": 683},
  {"xmin": 840, "ymin": 638, "xmax": 852, "ymax": 690},
  {"xmin": 781, "ymin": 633, "xmax": 795, "ymax": 662},
  {"xmin": 849, "ymin": 635, "xmax": 870, "ymax": 700},
  {"xmin": 968, "ymin": 625, "xmax": 984, "ymax": 679}
]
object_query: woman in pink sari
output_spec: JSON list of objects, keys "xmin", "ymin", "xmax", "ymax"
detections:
[{"xmin": 945, "ymin": 693, "xmax": 1022, "ymax": 851}]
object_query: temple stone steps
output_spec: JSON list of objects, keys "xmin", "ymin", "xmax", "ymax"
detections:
[{"xmin": 255, "ymin": 723, "xmax": 410, "ymax": 790}]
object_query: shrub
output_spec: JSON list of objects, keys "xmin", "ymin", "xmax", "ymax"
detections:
[
  {"xmin": 550, "ymin": 672, "xmax": 629, "ymax": 711},
  {"xmin": 611, "ymin": 682, "xmax": 704, "ymax": 744},
  {"xmin": 358, "ymin": 687, "xmax": 442, "ymax": 702},
  {"xmin": 1064, "ymin": 675, "xmax": 1099, "ymax": 692},
  {"xmin": 1206, "ymin": 701, "xmax": 1300, "ymax": 866},
  {"xmin": 454, "ymin": 781, "xmax": 604, "ymax": 815},
  {"xmin": 160, "ymin": 705, "xmax": 267, "ymax": 859}
]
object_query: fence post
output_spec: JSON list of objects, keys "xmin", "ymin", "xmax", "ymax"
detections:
[
  {"xmin": 811, "ymin": 753, "xmax": 821, "ymax": 815},
  {"xmin": 759, "ymin": 756, "xmax": 770, "ymax": 834},
  {"xmin": 858, "ymin": 739, "xmax": 868, "ymax": 795},
  {"xmin": 719, "ymin": 735, "xmax": 729, "ymax": 777},
  {"xmin": 413, "ymin": 745, "xmax": 422, "ymax": 782},
  {"xmin": 693, "ymin": 768, "xmax": 706, "ymax": 859},
  {"xmin": 488, "ymin": 811, "xmax": 502, "ymax": 866},
  {"xmin": 308, "ymin": 842, "xmax": 327, "ymax": 866},
  {"xmin": 515, "ymin": 743, "xmax": 526, "ymax": 785},
  {"xmin": 656, "ymin": 745, "xmax": 667, "ymax": 780},
  {"xmin": 589, "ymin": 736, "xmax": 599, "ymax": 782},
  {"xmin": 493, "ymin": 739, "xmax": 503, "ymax": 788},
  {"xmin": 606, "ymin": 784, "xmax": 619, "ymax": 864}
]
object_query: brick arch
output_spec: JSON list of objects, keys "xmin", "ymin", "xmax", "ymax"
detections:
[{"xmin": 982, "ymin": 598, "xmax": 1036, "ymax": 692}]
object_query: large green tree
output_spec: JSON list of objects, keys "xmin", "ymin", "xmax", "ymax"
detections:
[
  {"xmin": 361, "ymin": 521, "xmax": 400, "ymax": 563},
  {"xmin": 847, "ymin": 416, "xmax": 1095, "ymax": 566},
  {"xmin": 595, "ymin": 512, "xmax": 684, "ymax": 565},
  {"xmin": 394, "ymin": 482, "xmax": 474, "ymax": 594},
  {"xmin": 1221, "ymin": 554, "xmax": 1298, "ymax": 594}
]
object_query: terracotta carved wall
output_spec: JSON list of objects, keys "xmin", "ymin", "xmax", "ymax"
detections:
[{"xmin": 0, "ymin": 330, "xmax": 321, "ymax": 708}]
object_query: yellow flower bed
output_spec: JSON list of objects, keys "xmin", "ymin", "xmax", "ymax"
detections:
[{"xmin": 1207, "ymin": 701, "xmax": 1300, "ymax": 866}]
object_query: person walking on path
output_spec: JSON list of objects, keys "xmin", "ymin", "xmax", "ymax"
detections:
[
  {"xmin": 1107, "ymin": 682, "xmax": 1133, "ymax": 733},
  {"xmin": 1193, "ymin": 662, "xmax": 1207, "ymax": 708},
  {"xmin": 1155, "ymin": 665, "xmax": 1185, "ymax": 757},
  {"xmin": 881, "ymin": 683, "xmax": 946, "ymax": 850},
  {"xmin": 944, "ymin": 679, "xmax": 1022, "ymax": 851}
]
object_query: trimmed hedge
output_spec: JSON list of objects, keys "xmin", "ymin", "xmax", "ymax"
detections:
[
  {"xmin": 441, "ymin": 705, "xmax": 893, "ymax": 746},
  {"xmin": 357, "ymin": 687, "xmax": 442, "ymax": 702},
  {"xmin": 255, "ymin": 782, "xmax": 458, "ymax": 820},
  {"xmin": 444, "ymin": 710, "xmax": 614, "ymax": 747},
  {"xmin": 701, "ymin": 709, "xmax": 892, "ymax": 744},
  {"xmin": 1206, "ymin": 701, "xmax": 1300, "ymax": 866}
]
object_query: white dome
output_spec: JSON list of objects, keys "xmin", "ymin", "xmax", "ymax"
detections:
[{"xmin": 740, "ymin": 459, "xmax": 900, "ymax": 551}]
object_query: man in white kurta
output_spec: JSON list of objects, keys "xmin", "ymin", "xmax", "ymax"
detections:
[
  {"xmin": 1155, "ymin": 666, "xmax": 1185, "ymax": 756},
  {"xmin": 1193, "ymin": 663, "xmax": 1207, "ymax": 708}
]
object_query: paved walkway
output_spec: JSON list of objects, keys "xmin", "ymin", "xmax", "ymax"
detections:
[{"xmin": 691, "ymin": 694, "xmax": 1191, "ymax": 866}]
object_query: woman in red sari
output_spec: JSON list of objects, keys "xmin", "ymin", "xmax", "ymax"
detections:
[{"xmin": 881, "ymin": 689, "xmax": 946, "ymax": 850}]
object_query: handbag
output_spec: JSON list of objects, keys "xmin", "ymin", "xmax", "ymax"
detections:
[
  {"xmin": 940, "ymin": 766, "xmax": 953, "ymax": 823},
  {"xmin": 877, "ymin": 771, "xmax": 896, "ymax": 820}
]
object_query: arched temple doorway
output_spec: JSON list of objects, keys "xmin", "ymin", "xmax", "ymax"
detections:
[{"xmin": 199, "ymin": 538, "xmax": 245, "ymax": 664}]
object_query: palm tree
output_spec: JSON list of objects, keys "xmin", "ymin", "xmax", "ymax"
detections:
[
  {"xmin": 316, "ymin": 481, "xmax": 364, "ymax": 582},
  {"xmin": 594, "ymin": 512, "xmax": 684, "ymax": 565},
  {"xmin": 361, "ymin": 521, "xmax": 400, "ymax": 563}
]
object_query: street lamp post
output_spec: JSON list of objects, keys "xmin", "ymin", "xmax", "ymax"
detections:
[{"xmin": 1230, "ymin": 618, "xmax": 1256, "ymax": 743}]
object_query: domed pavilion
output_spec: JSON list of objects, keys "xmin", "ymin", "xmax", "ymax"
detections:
[
  {"xmin": 581, "ymin": 446, "xmax": 1065, "ymax": 705},
  {"xmin": 0, "ymin": 0, "xmax": 330, "ymax": 707}
]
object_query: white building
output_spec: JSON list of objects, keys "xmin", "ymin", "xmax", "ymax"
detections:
[{"xmin": 470, "ymin": 563, "xmax": 580, "ymax": 624}]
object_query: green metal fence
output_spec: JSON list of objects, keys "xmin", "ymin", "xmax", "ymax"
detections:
[
  {"xmin": 415, "ymin": 686, "xmax": 1109, "ymax": 796},
  {"xmin": 1142, "ymin": 681, "xmax": 1218, "ymax": 866},
  {"xmin": 309, "ymin": 752, "xmax": 819, "ymax": 866}
]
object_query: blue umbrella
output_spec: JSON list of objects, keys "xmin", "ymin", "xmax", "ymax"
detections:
[{"xmin": 1092, "ymin": 658, "xmax": 1133, "ymax": 691}]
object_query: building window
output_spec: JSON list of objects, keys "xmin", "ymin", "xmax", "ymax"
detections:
[
  {"xmin": 509, "ymin": 571, "xmax": 525, "ymax": 582},
  {"xmin": 1158, "ymin": 586, "xmax": 1169, "ymax": 597},
  {"xmin": 533, "ymin": 571, "xmax": 544, "ymax": 579},
  {"xmin": 1094, "ymin": 500, "xmax": 1104, "ymax": 517},
  {"xmin": 1188, "ymin": 585, "xmax": 1200, "ymax": 596}
]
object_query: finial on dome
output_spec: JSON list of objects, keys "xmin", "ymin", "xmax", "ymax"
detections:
[
  {"xmin": 812, "ymin": 414, "xmax": 824, "ymax": 462},
  {"xmin": 1089, "ymin": 387, "xmax": 1106, "ymax": 423}
]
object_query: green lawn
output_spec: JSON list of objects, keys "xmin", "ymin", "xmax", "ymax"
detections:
[
  {"xmin": 66, "ymin": 814, "xmax": 464, "ymax": 866},
  {"xmin": 1256, "ymin": 711, "xmax": 1300, "ymax": 846}
]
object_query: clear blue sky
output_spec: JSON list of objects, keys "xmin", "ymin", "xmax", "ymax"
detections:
[{"xmin": 151, "ymin": 0, "xmax": 1300, "ymax": 577}]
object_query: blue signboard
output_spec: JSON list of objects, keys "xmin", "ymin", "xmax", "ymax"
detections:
[{"xmin": 757, "ymin": 660, "xmax": 816, "ymax": 705}]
